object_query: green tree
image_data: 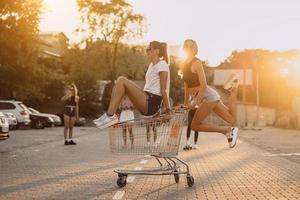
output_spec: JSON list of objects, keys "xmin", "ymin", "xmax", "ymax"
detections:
[
  {"xmin": 76, "ymin": 0, "xmax": 145, "ymax": 80},
  {"xmin": 0, "ymin": 0, "xmax": 45, "ymax": 100}
]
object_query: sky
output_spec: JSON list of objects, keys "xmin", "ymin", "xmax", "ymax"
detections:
[{"xmin": 40, "ymin": 0, "xmax": 300, "ymax": 66}]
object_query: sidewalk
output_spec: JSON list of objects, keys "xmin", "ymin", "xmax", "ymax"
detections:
[{"xmin": 0, "ymin": 127, "xmax": 299, "ymax": 199}]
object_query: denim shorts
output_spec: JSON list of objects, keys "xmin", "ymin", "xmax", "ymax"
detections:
[
  {"xmin": 190, "ymin": 86, "xmax": 220, "ymax": 104},
  {"xmin": 144, "ymin": 92, "xmax": 163, "ymax": 116},
  {"xmin": 202, "ymin": 86, "xmax": 221, "ymax": 102}
]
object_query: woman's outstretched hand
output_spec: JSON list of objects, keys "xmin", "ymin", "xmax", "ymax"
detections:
[{"xmin": 163, "ymin": 109, "xmax": 172, "ymax": 120}]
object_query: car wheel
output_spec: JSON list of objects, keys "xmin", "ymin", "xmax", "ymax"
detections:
[{"xmin": 34, "ymin": 120, "xmax": 45, "ymax": 129}]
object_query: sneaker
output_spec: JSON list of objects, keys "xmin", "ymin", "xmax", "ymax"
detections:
[
  {"xmin": 93, "ymin": 113, "xmax": 108, "ymax": 124},
  {"xmin": 226, "ymin": 127, "xmax": 239, "ymax": 148},
  {"xmin": 69, "ymin": 140, "xmax": 77, "ymax": 145},
  {"xmin": 64, "ymin": 140, "xmax": 69, "ymax": 145},
  {"xmin": 224, "ymin": 74, "xmax": 239, "ymax": 91},
  {"xmin": 95, "ymin": 113, "xmax": 119, "ymax": 129},
  {"xmin": 183, "ymin": 144, "xmax": 192, "ymax": 150},
  {"xmin": 192, "ymin": 144, "xmax": 199, "ymax": 149}
]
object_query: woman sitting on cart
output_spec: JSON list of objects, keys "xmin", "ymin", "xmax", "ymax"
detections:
[
  {"xmin": 94, "ymin": 41, "xmax": 171, "ymax": 129},
  {"xmin": 181, "ymin": 39, "xmax": 239, "ymax": 148}
]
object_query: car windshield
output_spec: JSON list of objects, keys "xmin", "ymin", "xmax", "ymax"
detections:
[
  {"xmin": 29, "ymin": 108, "xmax": 39, "ymax": 114},
  {"xmin": 19, "ymin": 103, "xmax": 31, "ymax": 113},
  {"xmin": 19, "ymin": 103, "xmax": 27, "ymax": 110}
]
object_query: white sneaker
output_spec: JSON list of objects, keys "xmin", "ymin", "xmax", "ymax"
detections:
[
  {"xmin": 226, "ymin": 127, "xmax": 239, "ymax": 148},
  {"xmin": 93, "ymin": 114, "xmax": 107, "ymax": 124},
  {"xmin": 192, "ymin": 144, "xmax": 199, "ymax": 149},
  {"xmin": 224, "ymin": 74, "xmax": 239, "ymax": 91},
  {"xmin": 95, "ymin": 113, "xmax": 118, "ymax": 129}
]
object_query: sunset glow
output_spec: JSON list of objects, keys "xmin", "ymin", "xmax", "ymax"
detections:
[{"xmin": 41, "ymin": 0, "xmax": 300, "ymax": 65}]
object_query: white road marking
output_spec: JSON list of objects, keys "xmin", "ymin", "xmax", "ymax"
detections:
[
  {"xmin": 126, "ymin": 176, "xmax": 135, "ymax": 183},
  {"xmin": 140, "ymin": 159, "xmax": 148, "ymax": 164},
  {"xmin": 112, "ymin": 191, "xmax": 125, "ymax": 200},
  {"xmin": 267, "ymin": 153, "xmax": 300, "ymax": 157},
  {"xmin": 135, "ymin": 167, "xmax": 142, "ymax": 170}
]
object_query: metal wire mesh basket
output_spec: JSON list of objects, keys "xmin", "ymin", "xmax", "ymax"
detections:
[{"xmin": 109, "ymin": 111, "xmax": 187, "ymax": 155}]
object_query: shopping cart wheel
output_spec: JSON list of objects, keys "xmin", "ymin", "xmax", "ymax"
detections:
[
  {"xmin": 174, "ymin": 170, "xmax": 179, "ymax": 183},
  {"xmin": 117, "ymin": 175, "xmax": 127, "ymax": 188},
  {"xmin": 187, "ymin": 175, "xmax": 194, "ymax": 187}
]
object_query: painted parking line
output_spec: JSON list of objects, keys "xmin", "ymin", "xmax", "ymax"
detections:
[
  {"xmin": 112, "ymin": 191, "xmax": 125, "ymax": 200},
  {"xmin": 126, "ymin": 176, "xmax": 135, "ymax": 183},
  {"xmin": 267, "ymin": 153, "xmax": 300, "ymax": 156},
  {"xmin": 139, "ymin": 159, "xmax": 148, "ymax": 164}
]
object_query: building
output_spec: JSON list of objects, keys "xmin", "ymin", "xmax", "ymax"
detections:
[{"xmin": 39, "ymin": 32, "xmax": 69, "ymax": 58}]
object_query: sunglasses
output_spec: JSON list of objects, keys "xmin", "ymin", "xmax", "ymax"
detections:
[{"xmin": 183, "ymin": 44, "xmax": 194, "ymax": 49}]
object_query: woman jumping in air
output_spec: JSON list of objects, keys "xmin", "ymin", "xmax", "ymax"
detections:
[
  {"xmin": 181, "ymin": 39, "xmax": 239, "ymax": 148},
  {"xmin": 94, "ymin": 41, "xmax": 171, "ymax": 129}
]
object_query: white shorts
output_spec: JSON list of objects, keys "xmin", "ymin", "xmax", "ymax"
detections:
[{"xmin": 120, "ymin": 110, "xmax": 134, "ymax": 123}]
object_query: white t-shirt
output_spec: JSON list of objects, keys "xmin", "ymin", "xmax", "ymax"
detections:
[{"xmin": 144, "ymin": 60, "xmax": 170, "ymax": 97}]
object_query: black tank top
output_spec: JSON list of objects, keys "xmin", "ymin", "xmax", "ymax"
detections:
[
  {"xmin": 182, "ymin": 57, "xmax": 200, "ymax": 88},
  {"xmin": 66, "ymin": 96, "xmax": 76, "ymax": 106}
]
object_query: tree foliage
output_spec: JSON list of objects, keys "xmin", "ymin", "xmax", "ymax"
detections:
[
  {"xmin": 76, "ymin": 0, "xmax": 145, "ymax": 80},
  {"xmin": 0, "ymin": 0, "xmax": 45, "ymax": 100}
]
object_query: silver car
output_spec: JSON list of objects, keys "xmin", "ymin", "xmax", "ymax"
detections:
[
  {"xmin": 4, "ymin": 112, "xmax": 18, "ymax": 130},
  {"xmin": 0, "ymin": 112, "xmax": 9, "ymax": 140}
]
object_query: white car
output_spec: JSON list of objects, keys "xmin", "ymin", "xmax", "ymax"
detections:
[
  {"xmin": 3, "ymin": 112, "xmax": 18, "ymax": 130},
  {"xmin": 0, "ymin": 100, "xmax": 31, "ymax": 127},
  {"xmin": 0, "ymin": 112, "xmax": 9, "ymax": 140}
]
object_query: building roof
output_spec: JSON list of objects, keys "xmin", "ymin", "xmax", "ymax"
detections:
[{"xmin": 39, "ymin": 32, "xmax": 69, "ymax": 41}]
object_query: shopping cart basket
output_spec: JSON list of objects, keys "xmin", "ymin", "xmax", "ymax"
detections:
[{"xmin": 108, "ymin": 110, "xmax": 194, "ymax": 187}]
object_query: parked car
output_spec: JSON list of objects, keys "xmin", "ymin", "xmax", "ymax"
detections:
[
  {"xmin": 0, "ymin": 100, "xmax": 31, "ymax": 127},
  {"xmin": 57, "ymin": 113, "xmax": 86, "ymax": 127},
  {"xmin": 28, "ymin": 108, "xmax": 62, "ymax": 126},
  {"xmin": 27, "ymin": 109, "xmax": 55, "ymax": 129},
  {"xmin": 0, "ymin": 112, "xmax": 9, "ymax": 140},
  {"xmin": 3, "ymin": 112, "xmax": 18, "ymax": 130}
]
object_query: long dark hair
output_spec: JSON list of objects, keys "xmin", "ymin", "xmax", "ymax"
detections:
[{"xmin": 150, "ymin": 41, "xmax": 169, "ymax": 64}]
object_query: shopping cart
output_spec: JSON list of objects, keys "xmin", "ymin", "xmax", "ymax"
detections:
[{"xmin": 108, "ymin": 109, "xmax": 194, "ymax": 188}]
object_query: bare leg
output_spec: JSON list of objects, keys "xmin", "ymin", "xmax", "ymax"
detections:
[
  {"xmin": 69, "ymin": 117, "xmax": 76, "ymax": 139},
  {"xmin": 107, "ymin": 76, "xmax": 148, "ymax": 114},
  {"xmin": 191, "ymin": 102, "xmax": 230, "ymax": 134},
  {"xmin": 153, "ymin": 124, "xmax": 157, "ymax": 142},
  {"xmin": 194, "ymin": 131, "xmax": 199, "ymax": 144},
  {"xmin": 146, "ymin": 123, "xmax": 150, "ymax": 142},
  {"xmin": 63, "ymin": 114, "xmax": 70, "ymax": 140},
  {"xmin": 128, "ymin": 125, "xmax": 134, "ymax": 145},
  {"xmin": 122, "ymin": 127, "xmax": 127, "ymax": 146},
  {"xmin": 213, "ymin": 88, "xmax": 238, "ymax": 125}
]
